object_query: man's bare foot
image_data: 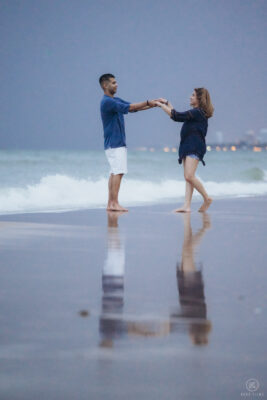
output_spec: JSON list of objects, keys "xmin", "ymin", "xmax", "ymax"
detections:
[
  {"xmin": 173, "ymin": 206, "xmax": 191, "ymax": 213},
  {"xmin": 198, "ymin": 198, "xmax": 213, "ymax": 212},
  {"xmin": 106, "ymin": 203, "xmax": 128, "ymax": 212},
  {"xmin": 117, "ymin": 204, "xmax": 128, "ymax": 212},
  {"xmin": 107, "ymin": 210, "xmax": 125, "ymax": 217}
]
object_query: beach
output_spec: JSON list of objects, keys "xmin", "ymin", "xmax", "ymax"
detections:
[
  {"xmin": 1, "ymin": 0, "xmax": 267, "ymax": 397},
  {"xmin": 0, "ymin": 196, "xmax": 266, "ymax": 399}
]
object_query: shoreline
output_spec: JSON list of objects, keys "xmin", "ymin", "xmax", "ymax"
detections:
[{"xmin": 0, "ymin": 193, "xmax": 267, "ymax": 220}]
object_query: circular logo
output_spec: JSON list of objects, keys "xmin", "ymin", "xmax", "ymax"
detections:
[{"xmin": 246, "ymin": 379, "xmax": 260, "ymax": 392}]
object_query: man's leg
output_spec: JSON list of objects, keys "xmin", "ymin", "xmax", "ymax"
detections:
[
  {"xmin": 108, "ymin": 174, "xmax": 113, "ymax": 206},
  {"xmin": 107, "ymin": 174, "xmax": 128, "ymax": 212},
  {"xmin": 111, "ymin": 174, "xmax": 123, "ymax": 206}
]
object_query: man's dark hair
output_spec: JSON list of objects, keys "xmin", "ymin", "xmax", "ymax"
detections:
[{"xmin": 99, "ymin": 73, "xmax": 115, "ymax": 88}]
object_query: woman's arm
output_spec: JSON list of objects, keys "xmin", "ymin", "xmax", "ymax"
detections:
[
  {"xmin": 155, "ymin": 100, "xmax": 196, "ymax": 122},
  {"xmin": 155, "ymin": 101, "xmax": 174, "ymax": 116}
]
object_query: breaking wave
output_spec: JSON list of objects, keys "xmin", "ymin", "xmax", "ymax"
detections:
[{"xmin": 0, "ymin": 173, "xmax": 267, "ymax": 215}]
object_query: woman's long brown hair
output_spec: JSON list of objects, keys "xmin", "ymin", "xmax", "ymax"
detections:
[{"xmin": 194, "ymin": 88, "xmax": 214, "ymax": 118}]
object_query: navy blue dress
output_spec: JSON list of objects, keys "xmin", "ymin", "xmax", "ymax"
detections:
[{"xmin": 170, "ymin": 108, "xmax": 208, "ymax": 166}]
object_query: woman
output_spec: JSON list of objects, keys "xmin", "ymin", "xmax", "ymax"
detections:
[{"xmin": 156, "ymin": 88, "xmax": 214, "ymax": 212}]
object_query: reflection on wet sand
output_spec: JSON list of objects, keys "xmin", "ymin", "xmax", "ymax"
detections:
[
  {"xmin": 99, "ymin": 212, "xmax": 126, "ymax": 348},
  {"xmin": 99, "ymin": 212, "xmax": 170, "ymax": 346},
  {"xmin": 127, "ymin": 320, "xmax": 170, "ymax": 338},
  {"xmin": 98, "ymin": 212, "xmax": 212, "ymax": 347},
  {"xmin": 171, "ymin": 213, "xmax": 212, "ymax": 345}
]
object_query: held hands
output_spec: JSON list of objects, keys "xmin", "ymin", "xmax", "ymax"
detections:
[
  {"xmin": 147, "ymin": 98, "xmax": 169, "ymax": 107},
  {"xmin": 153, "ymin": 98, "xmax": 173, "ymax": 108},
  {"xmin": 147, "ymin": 99, "xmax": 160, "ymax": 107},
  {"xmin": 133, "ymin": 98, "xmax": 172, "ymax": 112},
  {"xmin": 153, "ymin": 98, "xmax": 174, "ymax": 117},
  {"xmin": 146, "ymin": 98, "xmax": 173, "ymax": 111},
  {"xmin": 156, "ymin": 98, "xmax": 168, "ymax": 105}
]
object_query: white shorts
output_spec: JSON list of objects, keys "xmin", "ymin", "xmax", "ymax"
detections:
[{"xmin": 105, "ymin": 147, "xmax": 128, "ymax": 175}]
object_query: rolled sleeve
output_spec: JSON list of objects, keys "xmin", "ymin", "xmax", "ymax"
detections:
[
  {"xmin": 170, "ymin": 109, "xmax": 198, "ymax": 122},
  {"xmin": 104, "ymin": 97, "xmax": 130, "ymax": 114}
]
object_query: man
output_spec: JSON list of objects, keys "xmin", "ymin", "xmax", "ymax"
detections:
[{"xmin": 99, "ymin": 73, "xmax": 158, "ymax": 212}]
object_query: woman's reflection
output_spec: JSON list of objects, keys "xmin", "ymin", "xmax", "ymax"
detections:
[
  {"xmin": 99, "ymin": 211, "xmax": 126, "ymax": 348},
  {"xmin": 172, "ymin": 213, "xmax": 212, "ymax": 345}
]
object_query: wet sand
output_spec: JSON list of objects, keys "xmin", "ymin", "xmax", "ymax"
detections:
[{"xmin": 0, "ymin": 196, "xmax": 266, "ymax": 399}]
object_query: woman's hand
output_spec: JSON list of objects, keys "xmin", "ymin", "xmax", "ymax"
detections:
[
  {"xmin": 154, "ymin": 100, "xmax": 173, "ymax": 117},
  {"xmin": 156, "ymin": 98, "xmax": 168, "ymax": 104},
  {"xmin": 155, "ymin": 98, "xmax": 174, "ymax": 108}
]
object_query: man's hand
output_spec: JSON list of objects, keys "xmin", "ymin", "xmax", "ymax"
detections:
[{"xmin": 147, "ymin": 99, "xmax": 159, "ymax": 107}]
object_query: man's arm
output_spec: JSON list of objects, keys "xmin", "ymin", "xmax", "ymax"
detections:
[{"xmin": 129, "ymin": 100, "xmax": 158, "ymax": 112}]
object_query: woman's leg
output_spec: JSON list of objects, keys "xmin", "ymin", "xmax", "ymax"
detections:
[
  {"xmin": 174, "ymin": 157, "xmax": 212, "ymax": 212},
  {"xmin": 183, "ymin": 157, "xmax": 212, "ymax": 212},
  {"xmin": 174, "ymin": 160, "xmax": 194, "ymax": 212}
]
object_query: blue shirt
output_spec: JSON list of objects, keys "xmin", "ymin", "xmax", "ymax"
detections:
[
  {"xmin": 170, "ymin": 108, "xmax": 208, "ymax": 165},
  {"xmin": 100, "ymin": 95, "xmax": 131, "ymax": 150}
]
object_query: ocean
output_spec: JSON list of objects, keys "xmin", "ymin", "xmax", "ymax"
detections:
[{"xmin": 0, "ymin": 149, "xmax": 267, "ymax": 215}]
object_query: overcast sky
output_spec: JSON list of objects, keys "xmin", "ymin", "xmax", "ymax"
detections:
[{"xmin": 1, "ymin": 0, "xmax": 266, "ymax": 150}]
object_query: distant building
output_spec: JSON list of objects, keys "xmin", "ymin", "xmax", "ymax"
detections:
[
  {"xmin": 243, "ymin": 130, "xmax": 257, "ymax": 145},
  {"xmin": 258, "ymin": 128, "xmax": 267, "ymax": 144},
  {"xmin": 215, "ymin": 131, "xmax": 224, "ymax": 144}
]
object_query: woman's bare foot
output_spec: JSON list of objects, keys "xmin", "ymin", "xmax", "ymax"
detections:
[
  {"xmin": 173, "ymin": 206, "xmax": 191, "ymax": 213},
  {"xmin": 107, "ymin": 202, "xmax": 128, "ymax": 212},
  {"xmin": 198, "ymin": 198, "xmax": 213, "ymax": 212}
]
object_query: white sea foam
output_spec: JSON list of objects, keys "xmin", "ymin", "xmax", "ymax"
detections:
[{"xmin": 0, "ymin": 174, "xmax": 267, "ymax": 215}]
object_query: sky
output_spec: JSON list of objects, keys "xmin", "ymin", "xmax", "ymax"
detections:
[{"xmin": 0, "ymin": 0, "xmax": 266, "ymax": 150}]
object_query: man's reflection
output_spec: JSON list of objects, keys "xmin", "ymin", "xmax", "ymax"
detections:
[
  {"xmin": 99, "ymin": 212, "xmax": 170, "ymax": 346},
  {"xmin": 98, "ymin": 211, "xmax": 212, "ymax": 347},
  {"xmin": 171, "ymin": 213, "xmax": 212, "ymax": 345},
  {"xmin": 99, "ymin": 211, "xmax": 126, "ymax": 348}
]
